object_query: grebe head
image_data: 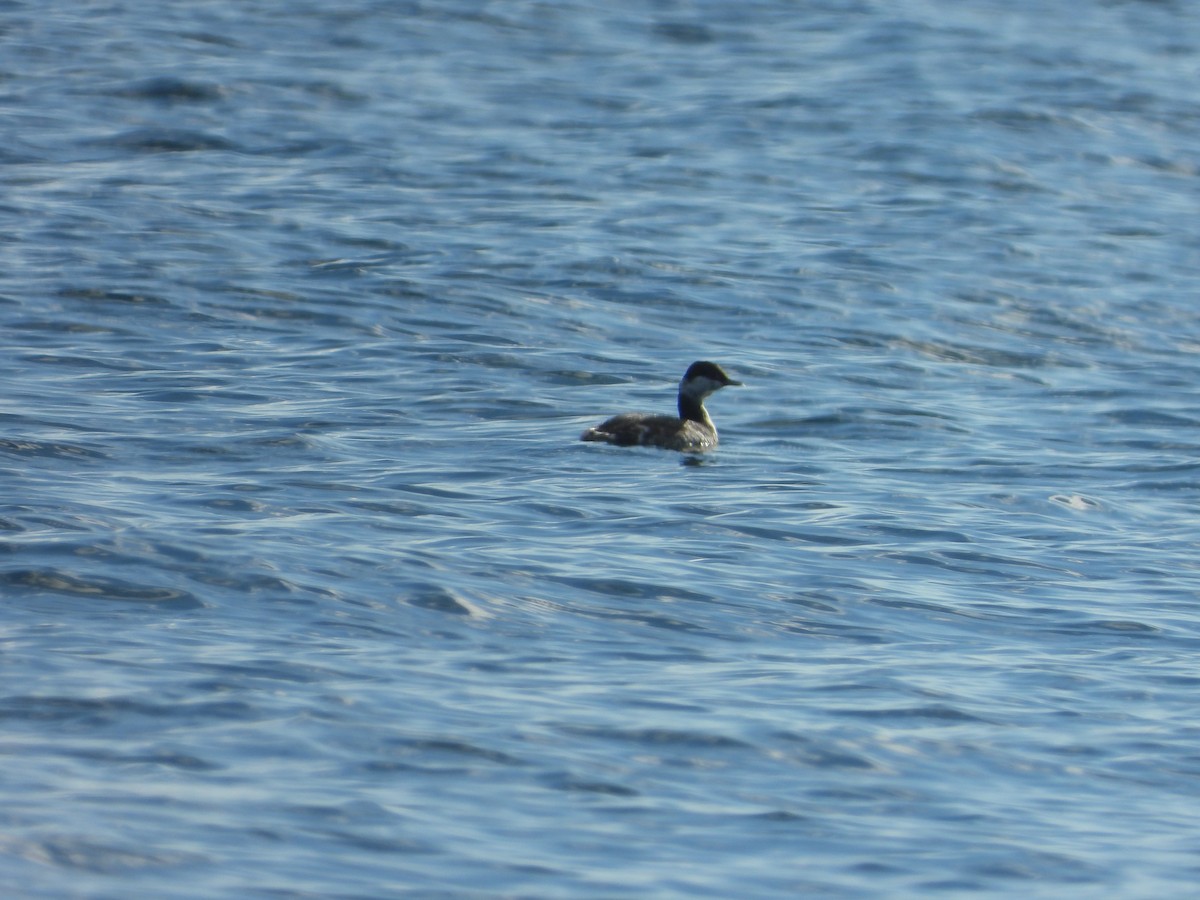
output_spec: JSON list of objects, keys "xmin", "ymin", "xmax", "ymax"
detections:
[{"xmin": 680, "ymin": 360, "xmax": 742, "ymax": 400}]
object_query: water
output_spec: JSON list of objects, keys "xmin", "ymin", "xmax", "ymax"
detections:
[{"xmin": 3, "ymin": 0, "xmax": 1200, "ymax": 896}]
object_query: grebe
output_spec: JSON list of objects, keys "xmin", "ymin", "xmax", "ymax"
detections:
[{"xmin": 580, "ymin": 361, "xmax": 742, "ymax": 452}]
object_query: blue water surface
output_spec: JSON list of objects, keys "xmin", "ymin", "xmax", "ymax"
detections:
[{"xmin": 3, "ymin": 1, "xmax": 1200, "ymax": 896}]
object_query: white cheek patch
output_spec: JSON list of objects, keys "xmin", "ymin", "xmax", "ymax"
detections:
[{"xmin": 683, "ymin": 376, "xmax": 723, "ymax": 397}]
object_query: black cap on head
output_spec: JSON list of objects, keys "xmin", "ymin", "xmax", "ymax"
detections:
[{"xmin": 685, "ymin": 361, "xmax": 741, "ymax": 386}]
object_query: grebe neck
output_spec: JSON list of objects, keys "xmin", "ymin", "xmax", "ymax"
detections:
[{"xmin": 678, "ymin": 393, "xmax": 712, "ymax": 427}]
